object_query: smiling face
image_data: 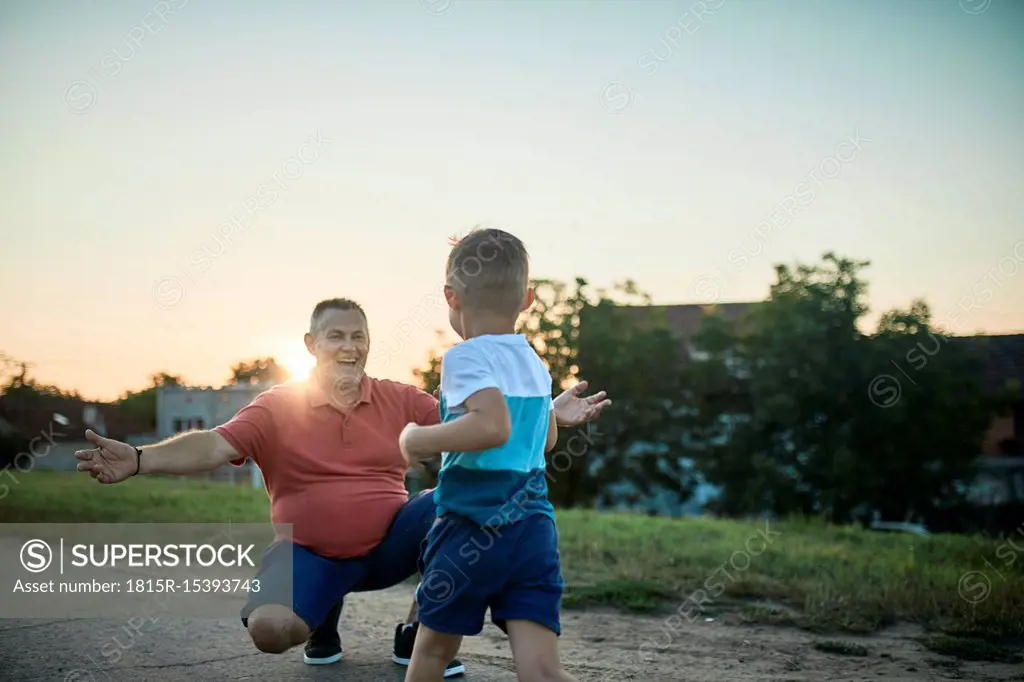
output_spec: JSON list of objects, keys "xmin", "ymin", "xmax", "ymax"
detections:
[{"xmin": 303, "ymin": 307, "xmax": 369, "ymax": 386}]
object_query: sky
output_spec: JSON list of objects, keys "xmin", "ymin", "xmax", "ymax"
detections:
[{"xmin": 1, "ymin": 0, "xmax": 1022, "ymax": 402}]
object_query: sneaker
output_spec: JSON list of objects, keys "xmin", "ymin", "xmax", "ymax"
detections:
[
  {"xmin": 303, "ymin": 630, "xmax": 342, "ymax": 665},
  {"xmin": 392, "ymin": 622, "xmax": 466, "ymax": 678},
  {"xmin": 303, "ymin": 601, "xmax": 344, "ymax": 665}
]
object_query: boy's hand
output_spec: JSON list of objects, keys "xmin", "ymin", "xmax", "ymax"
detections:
[{"xmin": 399, "ymin": 422, "xmax": 425, "ymax": 468}]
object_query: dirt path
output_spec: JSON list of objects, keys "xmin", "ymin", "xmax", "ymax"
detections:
[{"xmin": 1, "ymin": 583, "xmax": 1021, "ymax": 681}]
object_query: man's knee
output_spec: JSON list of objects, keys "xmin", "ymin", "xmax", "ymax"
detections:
[{"xmin": 246, "ymin": 605, "xmax": 308, "ymax": 654}]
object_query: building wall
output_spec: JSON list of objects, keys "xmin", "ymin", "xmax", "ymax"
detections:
[
  {"xmin": 155, "ymin": 384, "xmax": 270, "ymax": 439},
  {"xmin": 154, "ymin": 384, "xmax": 270, "ymax": 486}
]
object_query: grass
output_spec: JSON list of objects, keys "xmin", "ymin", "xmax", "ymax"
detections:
[
  {"xmin": 561, "ymin": 578, "xmax": 675, "ymax": 613},
  {"xmin": 4, "ymin": 472, "xmax": 1024, "ymax": 660}
]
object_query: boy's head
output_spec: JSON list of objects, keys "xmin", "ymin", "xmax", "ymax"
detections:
[{"xmin": 444, "ymin": 228, "xmax": 534, "ymax": 337}]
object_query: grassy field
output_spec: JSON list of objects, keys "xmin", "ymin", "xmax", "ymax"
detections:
[{"xmin": 3, "ymin": 472, "xmax": 1022, "ymax": 661}]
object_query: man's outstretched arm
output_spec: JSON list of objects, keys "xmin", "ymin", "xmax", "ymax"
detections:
[
  {"xmin": 76, "ymin": 429, "xmax": 240, "ymax": 484},
  {"xmin": 77, "ymin": 390, "xmax": 274, "ymax": 484}
]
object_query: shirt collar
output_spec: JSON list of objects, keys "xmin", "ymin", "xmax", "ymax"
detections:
[{"xmin": 307, "ymin": 371, "xmax": 374, "ymax": 410}]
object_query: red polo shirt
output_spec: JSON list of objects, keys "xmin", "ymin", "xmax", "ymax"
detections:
[{"xmin": 213, "ymin": 375, "xmax": 440, "ymax": 559}]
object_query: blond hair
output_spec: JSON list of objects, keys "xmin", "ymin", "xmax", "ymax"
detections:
[{"xmin": 445, "ymin": 228, "xmax": 529, "ymax": 315}]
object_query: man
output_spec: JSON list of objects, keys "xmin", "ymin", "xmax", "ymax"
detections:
[{"xmin": 75, "ymin": 298, "xmax": 610, "ymax": 678}]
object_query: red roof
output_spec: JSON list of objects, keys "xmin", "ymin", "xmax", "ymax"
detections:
[
  {"xmin": 592, "ymin": 306, "xmax": 1022, "ymax": 397},
  {"xmin": 603, "ymin": 302, "xmax": 757, "ymax": 339}
]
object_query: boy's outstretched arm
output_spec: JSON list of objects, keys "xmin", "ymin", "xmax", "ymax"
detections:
[{"xmin": 400, "ymin": 388, "xmax": 510, "ymax": 464}]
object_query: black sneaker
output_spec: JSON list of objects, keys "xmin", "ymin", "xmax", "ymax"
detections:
[
  {"xmin": 303, "ymin": 601, "xmax": 344, "ymax": 665},
  {"xmin": 392, "ymin": 622, "xmax": 465, "ymax": 677}
]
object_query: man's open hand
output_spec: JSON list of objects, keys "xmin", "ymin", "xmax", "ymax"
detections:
[
  {"xmin": 553, "ymin": 380, "xmax": 611, "ymax": 427},
  {"xmin": 75, "ymin": 429, "xmax": 139, "ymax": 484}
]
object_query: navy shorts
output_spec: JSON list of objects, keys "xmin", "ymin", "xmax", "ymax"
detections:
[
  {"xmin": 415, "ymin": 512, "xmax": 564, "ymax": 637},
  {"xmin": 240, "ymin": 489, "xmax": 436, "ymax": 630}
]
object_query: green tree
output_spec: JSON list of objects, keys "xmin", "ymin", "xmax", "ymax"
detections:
[
  {"xmin": 857, "ymin": 304, "xmax": 1010, "ymax": 523},
  {"xmin": 574, "ymin": 291, "xmax": 697, "ymax": 510},
  {"xmin": 228, "ymin": 357, "xmax": 289, "ymax": 386},
  {"xmin": 688, "ymin": 253, "xmax": 1008, "ymax": 524},
  {"xmin": 412, "ymin": 331, "xmax": 445, "ymax": 397},
  {"xmin": 114, "ymin": 372, "xmax": 186, "ymax": 430},
  {"xmin": 0, "ymin": 359, "xmax": 83, "ymax": 400}
]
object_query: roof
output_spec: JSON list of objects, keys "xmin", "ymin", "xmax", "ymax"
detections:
[
  {"xmin": 598, "ymin": 302, "xmax": 758, "ymax": 339},
  {"xmin": 582, "ymin": 303, "xmax": 1023, "ymax": 398},
  {"xmin": 157, "ymin": 382, "xmax": 275, "ymax": 393},
  {"xmin": 654, "ymin": 302, "xmax": 757, "ymax": 338},
  {"xmin": 948, "ymin": 333, "xmax": 1024, "ymax": 396}
]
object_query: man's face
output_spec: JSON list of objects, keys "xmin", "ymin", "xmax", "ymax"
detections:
[{"xmin": 304, "ymin": 308, "xmax": 369, "ymax": 382}]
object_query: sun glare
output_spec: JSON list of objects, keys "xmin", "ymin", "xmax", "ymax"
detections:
[{"xmin": 282, "ymin": 349, "xmax": 316, "ymax": 380}]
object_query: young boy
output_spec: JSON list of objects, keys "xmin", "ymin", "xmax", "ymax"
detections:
[{"xmin": 398, "ymin": 228, "xmax": 578, "ymax": 682}]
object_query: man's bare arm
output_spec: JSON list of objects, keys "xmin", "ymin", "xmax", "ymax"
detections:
[{"xmin": 138, "ymin": 431, "xmax": 240, "ymax": 475}]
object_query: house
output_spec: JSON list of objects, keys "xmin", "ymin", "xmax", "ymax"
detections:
[
  {"xmin": 0, "ymin": 381, "xmax": 280, "ymax": 488},
  {"xmin": 0, "ymin": 391, "xmax": 157, "ymax": 473},
  {"xmin": 154, "ymin": 383, "xmax": 274, "ymax": 487},
  {"xmin": 155, "ymin": 383, "xmax": 273, "ymax": 439},
  {"xmin": 950, "ymin": 333, "xmax": 1024, "ymax": 456},
  {"xmin": 949, "ymin": 334, "xmax": 1024, "ymax": 511},
  {"xmin": 585, "ymin": 303, "xmax": 1024, "ymax": 519}
]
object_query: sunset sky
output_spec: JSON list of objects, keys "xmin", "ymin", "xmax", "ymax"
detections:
[{"xmin": 2, "ymin": 0, "xmax": 1022, "ymax": 402}]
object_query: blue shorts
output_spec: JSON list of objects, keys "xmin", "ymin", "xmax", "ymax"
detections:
[
  {"xmin": 415, "ymin": 512, "xmax": 564, "ymax": 637},
  {"xmin": 240, "ymin": 489, "xmax": 436, "ymax": 630}
]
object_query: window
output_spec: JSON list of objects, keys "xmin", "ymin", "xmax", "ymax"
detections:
[{"xmin": 172, "ymin": 417, "xmax": 206, "ymax": 432}]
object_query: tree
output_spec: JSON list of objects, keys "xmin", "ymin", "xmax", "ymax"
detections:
[
  {"xmin": 413, "ymin": 277, "xmax": 694, "ymax": 510},
  {"xmin": 687, "ymin": 252, "xmax": 1008, "ymax": 524},
  {"xmin": 228, "ymin": 357, "xmax": 289, "ymax": 386},
  {"xmin": 0, "ymin": 357, "xmax": 82, "ymax": 400},
  {"xmin": 856, "ymin": 304, "xmax": 1010, "ymax": 526},
  {"xmin": 575, "ymin": 289, "xmax": 697, "ymax": 511},
  {"xmin": 114, "ymin": 372, "xmax": 187, "ymax": 430}
]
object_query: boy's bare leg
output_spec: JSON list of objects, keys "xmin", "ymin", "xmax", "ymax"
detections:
[
  {"xmin": 506, "ymin": 619, "xmax": 577, "ymax": 682},
  {"xmin": 404, "ymin": 623, "xmax": 462, "ymax": 682},
  {"xmin": 405, "ymin": 595, "xmax": 418, "ymax": 623}
]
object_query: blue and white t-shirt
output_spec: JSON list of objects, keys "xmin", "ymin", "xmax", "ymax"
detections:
[{"xmin": 434, "ymin": 334, "xmax": 555, "ymax": 526}]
